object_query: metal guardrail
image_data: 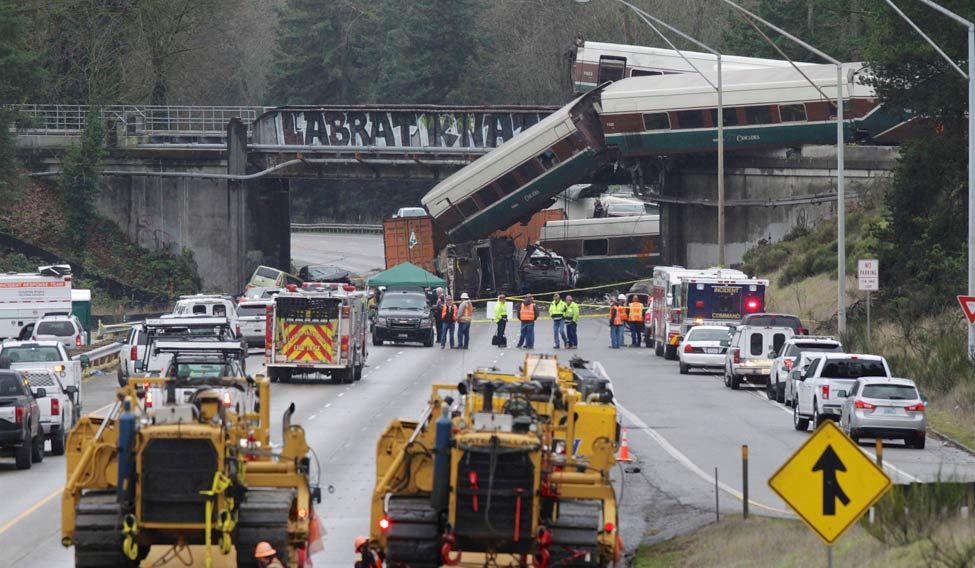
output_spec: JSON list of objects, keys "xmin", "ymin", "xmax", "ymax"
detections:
[
  {"xmin": 291, "ymin": 223, "xmax": 383, "ymax": 234},
  {"xmin": 12, "ymin": 104, "xmax": 267, "ymax": 137},
  {"xmin": 69, "ymin": 340, "xmax": 124, "ymax": 377}
]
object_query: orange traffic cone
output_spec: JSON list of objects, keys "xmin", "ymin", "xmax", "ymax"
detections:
[{"xmin": 617, "ymin": 427, "xmax": 633, "ymax": 462}]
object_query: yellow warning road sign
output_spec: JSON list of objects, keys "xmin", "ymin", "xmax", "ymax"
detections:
[{"xmin": 768, "ymin": 420, "xmax": 891, "ymax": 544}]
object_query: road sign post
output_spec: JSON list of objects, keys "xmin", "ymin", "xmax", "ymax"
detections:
[
  {"xmin": 769, "ymin": 420, "xmax": 891, "ymax": 558},
  {"xmin": 857, "ymin": 260, "xmax": 878, "ymax": 346}
]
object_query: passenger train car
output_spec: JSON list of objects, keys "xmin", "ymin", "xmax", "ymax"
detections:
[
  {"xmin": 421, "ymin": 86, "xmax": 608, "ymax": 243},
  {"xmin": 539, "ymin": 215, "xmax": 660, "ymax": 285},
  {"xmin": 572, "ymin": 41, "xmax": 813, "ymax": 94}
]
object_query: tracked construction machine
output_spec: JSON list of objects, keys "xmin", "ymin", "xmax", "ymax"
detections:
[
  {"xmin": 370, "ymin": 354, "xmax": 622, "ymax": 567},
  {"xmin": 61, "ymin": 372, "xmax": 322, "ymax": 567}
]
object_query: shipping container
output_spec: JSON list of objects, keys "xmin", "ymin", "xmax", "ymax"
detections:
[
  {"xmin": 490, "ymin": 209, "xmax": 566, "ymax": 249},
  {"xmin": 383, "ymin": 215, "xmax": 443, "ymax": 274}
]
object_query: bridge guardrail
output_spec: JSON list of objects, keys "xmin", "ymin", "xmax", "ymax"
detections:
[
  {"xmin": 13, "ymin": 104, "xmax": 267, "ymax": 138},
  {"xmin": 291, "ymin": 223, "xmax": 383, "ymax": 235}
]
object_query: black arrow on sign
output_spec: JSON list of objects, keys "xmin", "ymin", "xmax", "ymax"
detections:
[{"xmin": 812, "ymin": 444, "xmax": 850, "ymax": 515}]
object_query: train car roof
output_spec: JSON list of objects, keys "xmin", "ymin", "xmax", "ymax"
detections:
[
  {"xmin": 600, "ymin": 62, "xmax": 872, "ymax": 114},
  {"xmin": 577, "ymin": 41, "xmax": 815, "ymax": 73}
]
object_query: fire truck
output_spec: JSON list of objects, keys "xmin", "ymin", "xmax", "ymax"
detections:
[
  {"xmin": 650, "ymin": 266, "xmax": 768, "ymax": 360},
  {"xmin": 265, "ymin": 284, "xmax": 368, "ymax": 383}
]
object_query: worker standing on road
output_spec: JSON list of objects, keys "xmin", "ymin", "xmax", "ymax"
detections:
[
  {"xmin": 549, "ymin": 292, "xmax": 568, "ymax": 349},
  {"xmin": 432, "ymin": 287, "xmax": 444, "ymax": 344},
  {"xmin": 254, "ymin": 542, "xmax": 285, "ymax": 568},
  {"xmin": 440, "ymin": 295, "xmax": 458, "ymax": 349},
  {"xmin": 493, "ymin": 293, "xmax": 508, "ymax": 347},
  {"xmin": 628, "ymin": 294, "xmax": 645, "ymax": 347},
  {"xmin": 565, "ymin": 294, "xmax": 580, "ymax": 349},
  {"xmin": 457, "ymin": 292, "xmax": 473, "ymax": 349},
  {"xmin": 609, "ymin": 296, "xmax": 626, "ymax": 348},
  {"xmin": 516, "ymin": 294, "xmax": 539, "ymax": 349}
]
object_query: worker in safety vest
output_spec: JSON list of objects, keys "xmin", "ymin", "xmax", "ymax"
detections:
[
  {"xmin": 564, "ymin": 294, "xmax": 580, "ymax": 349},
  {"xmin": 493, "ymin": 293, "xmax": 508, "ymax": 347},
  {"xmin": 440, "ymin": 295, "xmax": 458, "ymax": 349},
  {"xmin": 457, "ymin": 292, "xmax": 473, "ymax": 349},
  {"xmin": 516, "ymin": 294, "xmax": 539, "ymax": 349},
  {"xmin": 355, "ymin": 536, "xmax": 383, "ymax": 568},
  {"xmin": 254, "ymin": 542, "xmax": 285, "ymax": 568},
  {"xmin": 628, "ymin": 295, "xmax": 645, "ymax": 347},
  {"xmin": 549, "ymin": 292, "xmax": 568, "ymax": 349},
  {"xmin": 609, "ymin": 295, "xmax": 626, "ymax": 349}
]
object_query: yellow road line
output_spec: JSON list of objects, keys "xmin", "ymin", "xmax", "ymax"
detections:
[{"xmin": 0, "ymin": 486, "xmax": 64, "ymax": 536}]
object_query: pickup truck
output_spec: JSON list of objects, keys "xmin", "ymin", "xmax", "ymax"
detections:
[
  {"xmin": 0, "ymin": 370, "xmax": 43, "ymax": 469},
  {"xmin": 20, "ymin": 368, "xmax": 77, "ymax": 455},
  {"xmin": 792, "ymin": 353, "xmax": 892, "ymax": 431},
  {"xmin": 0, "ymin": 341, "xmax": 85, "ymax": 423}
]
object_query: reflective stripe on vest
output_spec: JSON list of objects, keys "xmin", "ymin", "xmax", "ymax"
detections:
[{"xmin": 520, "ymin": 303, "xmax": 536, "ymax": 321}]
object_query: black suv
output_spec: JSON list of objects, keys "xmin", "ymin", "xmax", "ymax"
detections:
[
  {"xmin": 372, "ymin": 289, "xmax": 434, "ymax": 347},
  {"xmin": 0, "ymin": 370, "xmax": 43, "ymax": 469}
]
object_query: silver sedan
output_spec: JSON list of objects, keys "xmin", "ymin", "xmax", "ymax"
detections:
[{"xmin": 839, "ymin": 377, "xmax": 927, "ymax": 449}]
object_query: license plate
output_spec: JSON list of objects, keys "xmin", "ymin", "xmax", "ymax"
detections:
[
  {"xmin": 882, "ymin": 407, "xmax": 897, "ymax": 415},
  {"xmin": 705, "ymin": 348, "xmax": 720, "ymax": 354},
  {"xmin": 398, "ymin": 333, "xmax": 409, "ymax": 338}
]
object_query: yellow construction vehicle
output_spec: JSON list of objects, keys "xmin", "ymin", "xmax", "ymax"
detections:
[
  {"xmin": 370, "ymin": 354, "xmax": 621, "ymax": 567},
  {"xmin": 61, "ymin": 373, "xmax": 322, "ymax": 567}
]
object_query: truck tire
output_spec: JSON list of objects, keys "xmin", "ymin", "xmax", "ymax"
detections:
[
  {"xmin": 51, "ymin": 424, "xmax": 66, "ymax": 456},
  {"xmin": 31, "ymin": 434, "xmax": 44, "ymax": 463},
  {"xmin": 423, "ymin": 332, "xmax": 434, "ymax": 348},
  {"xmin": 373, "ymin": 335, "xmax": 384, "ymax": 346},
  {"xmin": 236, "ymin": 489, "xmax": 294, "ymax": 568},
  {"xmin": 74, "ymin": 491, "xmax": 140, "ymax": 567},
  {"xmin": 679, "ymin": 362, "xmax": 689, "ymax": 375},
  {"xmin": 14, "ymin": 439, "xmax": 31, "ymax": 470},
  {"xmin": 730, "ymin": 374, "xmax": 741, "ymax": 390},
  {"xmin": 545, "ymin": 501, "xmax": 603, "ymax": 567},
  {"xmin": 793, "ymin": 403, "xmax": 810, "ymax": 431},
  {"xmin": 665, "ymin": 345, "xmax": 677, "ymax": 360},
  {"xmin": 385, "ymin": 496, "xmax": 440, "ymax": 568},
  {"xmin": 354, "ymin": 364, "xmax": 363, "ymax": 381},
  {"xmin": 654, "ymin": 336, "xmax": 664, "ymax": 357}
]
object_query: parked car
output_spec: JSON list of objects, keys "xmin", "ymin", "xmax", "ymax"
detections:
[
  {"xmin": 678, "ymin": 325, "xmax": 732, "ymax": 374},
  {"xmin": 372, "ymin": 289, "xmax": 434, "ymax": 347},
  {"xmin": 237, "ymin": 300, "xmax": 272, "ymax": 348},
  {"xmin": 0, "ymin": 370, "xmax": 43, "ymax": 469},
  {"xmin": 20, "ymin": 368, "xmax": 76, "ymax": 455},
  {"xmin": 724, "ymin": 325, "xmax": 794, "ymax": 389},
  {"xmin": 393, "ymin": 207, "xmax": 428, "ymax": 218},
  {"xmin": 773, "ymin": 336, "xmax": 844, "ymax": 405},
  {"xmin": 246, "ymin": 265, "xmax": 302, "ymax": 290},
  {"xmin": 32, "ymin": 314, "xmax": 87, "ymax": 347},
  {"xmin": 792, "ymin": 353, "xmax": 892, "ymax": 431},
  {"xmin": 839, "ymin": 377, "xmax": 927, "ymax": 448},
  {"xmin": 739, "ymin": 313, "xmax": 807, "ymax": 335}
]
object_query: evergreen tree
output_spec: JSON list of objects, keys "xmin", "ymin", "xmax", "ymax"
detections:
[
  {"xmin": 0, "ymin": 0, "xmax": 42, "ymax": 180},
  {"xmin": 60, "ymin": 109, "xmax": 107, "ymax": 251}
]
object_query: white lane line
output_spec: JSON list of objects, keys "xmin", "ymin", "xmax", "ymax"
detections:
[
  {"xmin": 325, "ymin": 403, "xmax": 332, "ymax": 408},
  {"xmin": 309, "ymin": 415, "xmax": 317, "ymax": 420},
  {"xmin": 397, "ymin": 351, "xmax": 404, "ymax": 355},
  {"xmin": 749, "ymin": 391, "xmax": 919, "ymax": 483},
  {"xmin": 338, "ymin": 392, "xmax": 344, "ymax": 398}
]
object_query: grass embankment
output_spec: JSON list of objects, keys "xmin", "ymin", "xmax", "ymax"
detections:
[{"xmin": 0, "ymin": 184, "xmax": 200, "ymax": 311}]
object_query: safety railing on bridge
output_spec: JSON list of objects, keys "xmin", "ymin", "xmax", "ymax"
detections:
[
  {"xmin": 291, "ymin": 223, "xmax": 383, "ymax": 234},
  {"xmin": 13, "ymin": 104, "xmax": 268, "ymax": 138}
]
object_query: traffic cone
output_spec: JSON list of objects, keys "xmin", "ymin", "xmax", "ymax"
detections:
[{"xmin": 617, "ymin": 427, "xmax": 633, "ymax": 462}]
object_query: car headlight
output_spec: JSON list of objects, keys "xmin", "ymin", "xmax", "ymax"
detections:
[
  {"xmin": 376, "ymin": 317, "xmax": 388, "ymax": 327},
  {"xmin": 420, "ymin": 318, "xmax": 432, "ymax": 327}
]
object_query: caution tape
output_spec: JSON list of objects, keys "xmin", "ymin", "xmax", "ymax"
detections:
[
  {"xmin": 466, "ymin": 277, "xmax": 651, "ymax": 304},
  {"xmin": 470, "ymin": 313, "xmax": 608, "ymax": 324}
]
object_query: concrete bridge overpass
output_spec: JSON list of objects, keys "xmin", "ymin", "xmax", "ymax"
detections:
[{"xmin": 13, "ymin": 105, "xmax": 897, "ymax": 292}]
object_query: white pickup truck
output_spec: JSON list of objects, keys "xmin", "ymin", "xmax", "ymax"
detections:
[
  {"xmin": 19, "ymin": 368, "xmax": 77, "ymax": 455},
  {"xmin": 0, "ymin": 341, "xmax": 85, "ymax": 427},
  {"xmin": 792, "ymin": 353, "xmax": 892, "ymax": 431}
]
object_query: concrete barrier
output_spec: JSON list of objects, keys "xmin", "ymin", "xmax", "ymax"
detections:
[{"xmin": 290, "ymin": 223, "xmax": 383, "ymax": 234}]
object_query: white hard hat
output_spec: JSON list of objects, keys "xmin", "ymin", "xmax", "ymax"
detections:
[
  {"xmin": 618, "ymin": 294, "xmax": 626, "ymax": 300},
  {"xmin": 460, "ymin": 293, "xmax": 469, "ymax": 299}
]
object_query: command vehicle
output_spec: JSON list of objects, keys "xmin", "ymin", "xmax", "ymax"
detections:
[
  {"xmin": 265, "ymin": 285, "xmax": 368, "ymax": 383},
  {"xmin": 0, "ymin": 265, "xmax": 73, "ymax": 340},
  {"xmin": 650, "ymin": 266, "xmax": 767, "ymax": 359}
]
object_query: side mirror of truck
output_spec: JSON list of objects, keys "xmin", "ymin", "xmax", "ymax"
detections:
[
  {"xmin": 64, "ymin": 385, "xmax": 78, "ymax": 396},
  {"xmin": 80, "ymin": 355, "xmax": 90, "ymax": 369},
  {"xmin": 134, "ymin": 360, "xmax": 143, "ymax": 372},
  {"xmin": 834, "ymin": 390, "xmax": 848, "ymax": 399},
  {"xmin": 790, "ymin": 370, "xmax": 803, "ymax": 382},
  {"xmin": 33, "ymin": 387, "xmax": 47, "ymax": 399}
]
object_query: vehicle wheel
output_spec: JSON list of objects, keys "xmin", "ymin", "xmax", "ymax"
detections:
[
  {"xmin": 775, "ymin": 381, "xmax": 786, "ymax": 404},
  {"xmin": 236, "ymin": 489, "xmax": 294, "ymax": 568},
  {"xmin": 51, "ymin": 427, "xmax": 66, "ymax": 456},
  {"xmin": 850, "ymin": 430, "xmax": 860, "ymax": 444},
  {"xmin": 654, "ymin": 339, "xmax": 664, "ymax": 358},
  {"xmin": 765, "ymin": 380, "xmax": 776, "ymax": 400},
  {"xmin": 31, "ymin": 435, "xmax": 44, "ymax": 463},
  {"xmin": 342, "ymin": 368, "xmax": 354, "ymax": 384},
  {"xmin": 812, "ymin": 403, "xmax": 823, "ymax": 429},
  {"xmin": 644, "ymin": 333, "xmax": 652, "ymax": 347},
  {"xmin": 423, "ymin": 332, "xmax": 434, "ymax": 348},
  {"xmin": 353, "ymin": 364, "xmax": 363, "ymax": 381},
  {"xmin": 679, "ymin": 362, "xmax": 689, "ymax": 375},
  {"xmin": 385, "ymin": 496, "xmax": 440, "ymax": 568},
  {"xmin": 912, "ymin": 433, "xmax": 926, "ymax": 450},
  {"xmin": 14, "ymin": 440, "xmax": 31, "ymax": 470},
  {"xmin": 278, "ymin": 368, "xmax": 293, "ymax": 383},
  {"xmin": 372, "ymin": 335, "xmax": 383, "ymax": 346},
  {"xmin": 117, "ymin": 366, "xmax": 126, "ymax": 388},
  {"xmin": 74, "ymin": 491, "xmax": 141, "ymax": 567},
  {"xmin": 793, "ymin": 404, "xmax": 809, "ymax": 431},
  {"xmin": 730, "ymin": 374, "xmax": 741, "ymax": 390},
  {"xmin": 723, "ymin": 372, "xmax": 731, "ymax": 388}
]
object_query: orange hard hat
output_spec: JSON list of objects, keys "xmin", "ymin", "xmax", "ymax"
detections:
[
  {"xmin": 254, "ymin": 541, "xmax": 277, "ymax": 558},
  {"xmin": 355, "ymin": 535, "xmax": 368, "ymax": 549}
]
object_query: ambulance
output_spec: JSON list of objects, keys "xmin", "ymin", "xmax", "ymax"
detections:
[
  {"xmin": 265, "ymin": 284, "xmax": 368, "ymax": 383},
  {"xmin": 0, "ymin": 265, "xmax": 73, "ymax": 340}
]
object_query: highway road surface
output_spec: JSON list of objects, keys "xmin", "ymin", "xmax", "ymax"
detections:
[
  {"xmin": 291, "ymin": 232, "xmax": 386, "ymax": 279},
  {"xmin": 4, "ymin": 233, "xmax": 975, "ymax": 566}
]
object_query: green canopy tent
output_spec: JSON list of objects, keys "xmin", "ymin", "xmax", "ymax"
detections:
[{"xmin": 368, "ymin": 262, "xmax": 446, "ymax": 289}]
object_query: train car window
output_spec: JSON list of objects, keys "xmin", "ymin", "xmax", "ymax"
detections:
[
  {"xmin": 458, "ymin": 198, "xmax": 479, "ymax": 217},
  {"xmin": 630, "ymin": 69, "xmax": 663, "ymax": 77},
  {"xmin": 477, "ymin": 185, "xmax": 501, "ymax": 207},
  {"xmin": 497, "ymin": 174, "xmax": 518, "ymax": 195},
  {"xmin": 609, "ymin": 236, "xmax": 648, "ymax": 256},
  {"xmin": 642, "ymin": 113, "xmax": 671, "ymax": 131},
  {"xmin": 779, "ymin": 104, "xmax": 807, "ymax": 122},
  {"xmin": 552, "ymin": 138, "xmax": 574, "ymax": 160},
  {"xmin": 516, "ymin": 161, "xmax": 543, "ymax": 183},
  {"xmin": 676, "ymin": 110, "xmax": 705, "ymax": 129},
  {"xmin": 597, "ymin": 56, "xmax": 626, "ymax": 83},
  {"xmin": 570, "ymin": 131, "xmax": 588, "ymax": 151},
  {"xmin": 439, "ymin": 205, "xmax": 463, "ymax": 230},
  {"xmin": 707, "ymin": 108, "xmax": 741, "ymax": 127},
  {"xmin": 744, "ymin": 106, "xmax": 774, "ymax": 125},
  {"xmin": 537, "ymin": 149, "xmax": 559, "ymax": 169},
  {"xmin": 583, "ymin": 239, "xmax": 609, "ymax": 256}
]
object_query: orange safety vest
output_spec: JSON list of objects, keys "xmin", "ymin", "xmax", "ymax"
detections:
[
  {"xmin": 610, "ymin": 305, "xmax": 624, "ymax": 326},
  {"xmin": 628, "ymin": 301, "xmax": 644, "ymax": 322},
  {"xmin": 441, "ymin": 304, "xmax": 458, "ymax": 320},
  {"xmin": 520, "ymin": 303, "xmax": 536, "ymax": 321},
  {"xmin": 459, "ymin": 301, "xmax": 473, "ymax": 321}
]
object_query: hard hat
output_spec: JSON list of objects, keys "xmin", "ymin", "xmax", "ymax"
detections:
[
  {"xmin": 254, "ymin": 542, "xmax": 277, "ymax": 558},
  {"xmin": 618, "ymin": 294, "xmax": 626, "ymax": 300},
  {"xmin": 355, "ymin": 536, "xmax": 368, "ymax": 549},
  {"xmin": 461, "ymin": 293, "xmax": 469, "ymax": 299}
]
